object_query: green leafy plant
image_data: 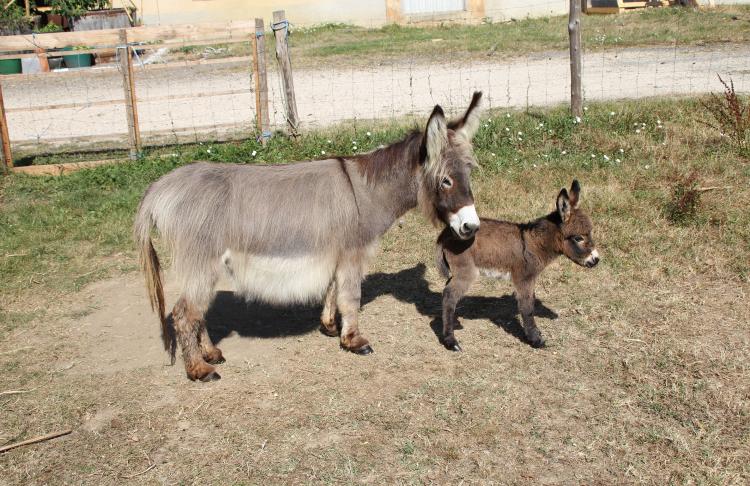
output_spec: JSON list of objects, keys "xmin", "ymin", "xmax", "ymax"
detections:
[
  {"xmin": 50, "ymin": 0, "xmax": 111, "ymax": 18},
  {"xmin": 0, "ymin": 1, "xmax": 30, "ymax": 34}
]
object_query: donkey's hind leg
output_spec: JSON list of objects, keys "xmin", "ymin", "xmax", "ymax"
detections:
[
  {"xmin": 198, "ymin": 324, "xmax": 225, "ymax": 364},
  {"xmin": 173, "ymin": 295, "xmax": 220, "ymax": 381},
  {"xmin": 319, "ymin": 280, "xmax": 339, "ymax": 337},
  {"xmin": 336, "ymin": 253, "xmax": 372, "ymax": 355}
]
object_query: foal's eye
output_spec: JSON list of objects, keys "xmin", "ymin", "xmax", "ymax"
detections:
[
  {"xmin": 441, "ymin": 177, "xmax": 453, "ymax": 189},
  {"xmin": 572, "ymin": 235, "xmax": 584, "ymax": 243}
]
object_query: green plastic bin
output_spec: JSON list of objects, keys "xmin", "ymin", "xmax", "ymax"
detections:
[
  {"xmin": 0, "ymin": 58, "xmax": 22, "ymax": 75},
  {"xmin": 63, "ymin": 53, "xmax": 93, "ymax": 68}
]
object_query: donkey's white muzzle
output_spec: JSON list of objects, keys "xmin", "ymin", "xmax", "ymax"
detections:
[
  {"xmin": 449, "ymin": 205, "xmax": 480, "ymax": 239},
  {"xmin": 584, "ymin": 249, "xmax": 600, "ymax": 268}
]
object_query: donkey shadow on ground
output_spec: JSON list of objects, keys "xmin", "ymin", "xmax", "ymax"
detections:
[{"xmin": 205, "ymin": 263, "xmax": 557, "ymax": 347}]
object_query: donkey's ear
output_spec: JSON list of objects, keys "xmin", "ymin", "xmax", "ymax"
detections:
[
  {"xmin": 557, "ymin": 188, "xmax": 572, "ymax": 222},
  {"xmin": 423, "ymin": 105, "xmax": 448, "ymax": 166},
  {"xmin": 569, "ymin": 180, "xmax": 581, "ymax": 208},
  {"xmin": 448, "ymin": 91, "xmax": 483, "ymax": 141}
]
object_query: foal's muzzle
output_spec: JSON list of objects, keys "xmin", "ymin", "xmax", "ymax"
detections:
[
  {"xmin": 584, "ymin": 250, "xmax": 600, "ymax": 268},
  {"xmin": 449, "ymin": 205, "xmax": 480, "ymax": 240}
]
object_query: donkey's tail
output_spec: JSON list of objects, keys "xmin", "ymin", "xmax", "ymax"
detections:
[
  {"xmin": 435, "ymin": 240, "xmax": 451, "ymax": 280},
  {"xmin": 134, "ymin": 207, "xmax": 175, "ymax": 363}
]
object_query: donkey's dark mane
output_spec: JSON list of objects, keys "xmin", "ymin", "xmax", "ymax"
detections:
[{"xmin": 354, "ymin": 130, "xmax": 424, "ymax": 183}]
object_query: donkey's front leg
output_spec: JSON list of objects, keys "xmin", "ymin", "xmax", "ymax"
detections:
[
  {"xmin": 319, "ymin": 280, "xmax": 339, "ymax": 337},
  {"xmin": 336, "ymin": 256, "xmax": 372, "ymax": 355},
  {"xmin": 515, "ymin": 278, "xmax": 544, "ymax": 348},
  {"xmin": 173, "ymin": 297, "xmax": 220, "ymax": 381}
]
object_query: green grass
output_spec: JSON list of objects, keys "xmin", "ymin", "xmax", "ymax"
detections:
[
  {"xmin": 1, "ymin": 96, "xmax": 748, "ymax": 304},
  {"xmin": 290, "ymin": 6, "xmax": 750, "ymax": 66},
  {"xmin": 167, "ymin": 7, "xmax": 750, "ymax": 67}
]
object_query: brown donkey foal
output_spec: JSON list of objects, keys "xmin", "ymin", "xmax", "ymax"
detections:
[{"xmin": 436, "ymin": 180, "xmax": 599, "ymax": 351}]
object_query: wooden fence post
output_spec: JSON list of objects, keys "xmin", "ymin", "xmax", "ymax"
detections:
[
  {"xmin": 0, "ymin": 81, "xmax": 13, "ymax": 170},
  {"xmin": 252, "ymin": 18, "xmax": 271, "ymax": 145},
  {"xmin": 568, "ymin": 0, "xmax": 583, "ymax": 119},
  {"xmin": 118, "ymin": 29, "xmax": 141, "ymax": 159},
  {"xmin": 272, "ymin": 10, "xmax": 299, "ymax": 136}
]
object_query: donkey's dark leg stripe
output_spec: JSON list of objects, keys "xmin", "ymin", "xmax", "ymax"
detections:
[{"xmin": 337, "ymin": 157, "xmax": 360, "ymax": 218}]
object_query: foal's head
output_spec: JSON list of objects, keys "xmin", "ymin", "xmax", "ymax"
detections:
[
  {"xmin": 556, "ymin": 180, "xmax": 600, "ymax": 268},
  {"xmin": 419, "ymin": 92, "xmax": 483, "ymax": 240}
]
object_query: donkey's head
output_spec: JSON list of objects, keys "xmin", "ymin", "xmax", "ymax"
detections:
[
  {"xmin": 419, "ymin": 92, "xmax": 482, "ymax": 240},
  {"xmin": 556, "ymin": 180, "xmax": 600, "ymax": 268}
]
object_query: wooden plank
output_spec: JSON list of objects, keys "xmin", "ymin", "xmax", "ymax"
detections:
[
  {"xmin": 252, "ymin": 18, "xmax": 271, "ymax": 145},
  {"xmin": 569, "ymin": 0, "xmax": 583, "ymax": 118},
  {"xmin": 11, "ymin": 159, "xmax": 128, "ymax": 176},
  {"xmin": 0, "ymin": 81, "xmax": 13, "ymax": 169},
  {"xmin": 0, "ymin": 20, "xmax": 256, "ymax": 52},
  {"xmin": 119, "ymin": 30, "xmax": 141, "ymax": 159},
  {"xmin": 272, "ymin": 10, "xmax": 299, "ymax": 136}
]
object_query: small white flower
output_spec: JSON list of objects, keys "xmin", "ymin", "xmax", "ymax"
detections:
[
  {"xmin": 575, "ymin": 116, "xmax": 582, "ymax": 123},
  {"xmin": 321, "ymin": 150, "xmax": 326, "ymax": 155},
  {"xmin": 488, "ymin": 118, "xmax": 492, "ymax": 122},
  {"xmin": 517, "ymin": 131, "xmax": 523, "ymax": 136},
  {"xmin": 251, "ymin": 150, "xmax": 257, "ymax": 156},
  {"xmin": 635, "ymin": 129, "xmax": 641, "ymax": 134},
  {"xmin": 484, "ymin": 123, "xmax": 489, "ymax": 128},
  {"xmin": 366, "ymin": 132, "xmax": 371, "ymax": 137},
  {"xmin": 505, "ymin": 127, "xmax": 510, "ymax": 132},
  {"xmin": 619, "ymin": 148, "xmax": 624, "ymax": 153},
  {"xmin": 615, "ymin": 158, "xmax": 621, "ymax": 163},
  {"xmin": 506, "ymin": 113, "xmax": 511, "ymax": 118},
  {"xmin": 207, "ymin": 149, "xmax": 212, "ymax": 153},
  {"xmin": 561, "ymin": 150, "xmax": 567, "ymax": 155},
  {"xmin": 491, "ymin": 152, "xmax": 496, "ymax": 156},
  {"xmin": 583, "ymin": 106, "xmax": 588, "ymax": 111},
  {"xmin": 657, "ymin": 120, "xmax": 662, "ymax": 125},
  {"xmin": 633, "ymin": 123, "xmax": 639, "ymax": 127},
  {"xmin": 603, "ymin": 155, "xmax": 610, "ymax": 161},
  {"xmin": 171, "ymin": 153, "xmax": 178, "ymax": 157},
  {"xmin": 533, "ymin": 164, "xmax": 538, "ymax": 168},
  {"xmin": 327, "ymin": 139, "xmax": 332, "ymax": 143},
  {"xmin": 609, "ymin": 111, "xmax": 615, "ymax": 116},
  {"xmin": 352, "ymin": 140, "xmax": 357, "ymax": 145},
  {"xmin": 591, "ymin": 154, "xmax": 596, "ymax": 158},
  {"xmin": 644, "ymin": 165, "xmax": 650, "ymax": 169}
]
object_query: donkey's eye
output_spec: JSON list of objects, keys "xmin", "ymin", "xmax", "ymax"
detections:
[
  {"xmin": 572, "ymin": 235, "xmax": 584, "ymax": 243},
  {"xmin": 441, "ymin": 177, "xmax": 453, "ymax": 189}
]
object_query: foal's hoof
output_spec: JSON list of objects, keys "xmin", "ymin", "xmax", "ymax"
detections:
[
  {"xmin": 199, "ymin": 371, "xmax": 221, "ymax": 382},
  {"xmin": 351, "ymin": 344, "xmax": 374, "ymax": 355},
  {"xmin": 529, "ymin": 337, "xmax": 546, "ymax": 349}
]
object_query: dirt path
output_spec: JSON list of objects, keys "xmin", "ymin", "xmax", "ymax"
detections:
[{"xmin": 4, "ymin": 44, "xmax": 749, "ymax": 153}]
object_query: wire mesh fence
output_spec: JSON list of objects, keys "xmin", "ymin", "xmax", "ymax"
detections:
[{"xmin": 0, "ymin": 5, "xmax": 748, "ymax": 167}]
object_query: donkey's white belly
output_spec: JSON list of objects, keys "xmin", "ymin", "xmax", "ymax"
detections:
[
  {"xmin": 479, "ymin": 268, "xmax": 511, "ymax": 281},
  {"xmin": 221, "ymin": 250, "xmax": 336, "ymax": 304}
]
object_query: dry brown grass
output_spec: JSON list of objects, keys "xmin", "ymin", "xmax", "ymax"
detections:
[{"xmin": 1, "ymin": 98, "xmax": 748, "ymax": 484}]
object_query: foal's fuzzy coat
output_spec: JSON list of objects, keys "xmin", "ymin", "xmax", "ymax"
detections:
[{"xmin": 436, "ymin": 180, "xmax": 600, "ymax": 351}]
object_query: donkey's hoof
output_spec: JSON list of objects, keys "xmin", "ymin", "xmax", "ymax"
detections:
[
  {"xmin": 449, "ymin": 342, "xmax": 462, "ymax": 352},
  {"xmin": 352, "ymin": 344, "xmax": 373, "ymax": 355},
  {"xmin": 442, "ymin": 336, "xmax": 461, "ymax": 352},
  {"xmin": 200, "ymin": 371, "xmax": 221, "ymax": 382},
  {"xmin": 319, "ymin": 324, "xmax": 339, "ymax": 337}
]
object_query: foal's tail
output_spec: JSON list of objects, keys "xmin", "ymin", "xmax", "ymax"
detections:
[
  {"xmin": 435, "ymin": 240, "xmax": 451, "ymax": 280},
  {"xmin": 134, "ymin": 206, "xmax": 174, "ymax": 363}
]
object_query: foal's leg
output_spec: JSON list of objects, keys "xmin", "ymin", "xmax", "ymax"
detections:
[
  {"xmin": 515, "ymin": 277, "xmax": 544, "ymax": 348},
  {"xmin": 441, "ymin": 266, "xmax": 477, "ymax": 352},
  {"xmin": 319, "ymin": 279, "xmax": 339, "ymax": 337},
  {"xmin": 173, "ymin": 297, "xmax": 220, "ymax": 381},
  {"xmin": 336, "ymin": 253, "xmax": 371, "ymax": 354}
]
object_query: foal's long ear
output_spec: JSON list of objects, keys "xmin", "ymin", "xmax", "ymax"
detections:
[
  {"xmin": 422, "ymin": 105, "xmax": 448, "ymax": 170},
  {"xmin": 557, "ymin": 188, "xmax": 572, "ymax": 222},
  {"xmin": 448, "ymin": 91, "xmax": 483, "ymax": 141},
  {"xmin": 569, "ymin": 179, "xmax": 581, "ymax": 209}
]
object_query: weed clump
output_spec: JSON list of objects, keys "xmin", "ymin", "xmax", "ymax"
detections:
[
  {"xmin": 665, "ymin": 172, "xmax": 702, "ymax": 224},
  {"xmin": 700, "ymin": 75, "xmax": 749, "ymax": 153}
]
